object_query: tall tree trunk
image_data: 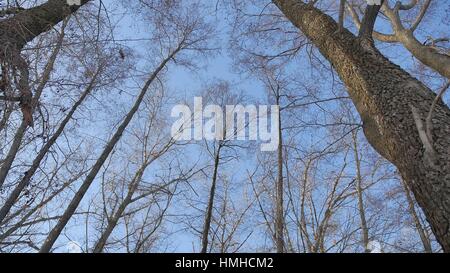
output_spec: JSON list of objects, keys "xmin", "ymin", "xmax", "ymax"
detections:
[
  {"xmin": 0, "ymin": 175, "xmax": 78, "ymax": 242},
  {"xmin": 0, "ymin": 102, "xmax": 13, "ymax": 133},
  {"xmin": 0, "ymin": 67, "xmax": 98, "ymax": 224},
  {"xmin": 352, "ymin": 131, "xmax": 370, "ymax": 252},
  {"xmin": 273, "ymin": 0, "xmax": 450, "ymax": 251},
  {"xmin": 93, "ymin": 138, "xmax": 174, "ymax": 253},
  {"xmin": 275, "ymin": 98, "xmax": 284, "ymax": 253},
  {"xmin": 39, "ymin": 47, "xmax": 181, "ymax": 253},
  {"xmin": 0, "ymin": 23, "xmax": 66, "ymax": 189},
  {"xmin": 201, "ymin": 144, "xmax": 222, "ymax": 253},
  {"xmin": 0, "ymin": 122, "xmax": 27, "ymax": 188},
  {"xmin": 0, "ymin": 1, "xmax": 89, "ymax": 125}
]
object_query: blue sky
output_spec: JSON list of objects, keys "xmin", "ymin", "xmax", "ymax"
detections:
[{"xmin": 36, "ymin": 0, "xmax": 449, "ymax": 252}]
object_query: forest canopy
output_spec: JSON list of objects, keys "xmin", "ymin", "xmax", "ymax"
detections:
[{"xmin": 0, "ymin": 0, "xmax": 449, "ymax": 253}]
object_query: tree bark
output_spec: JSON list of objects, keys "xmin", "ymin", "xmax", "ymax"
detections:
[
  {"xmin": 0, "ymin": 1, "xmax": 90, "ymax": 126},
  {"xmin": 0, "ymin": 0, "xmax": 90, "ymax": 50},
  {"xmin": 273, "ymin": 0, "xmax": 450, "ymax": 252}
]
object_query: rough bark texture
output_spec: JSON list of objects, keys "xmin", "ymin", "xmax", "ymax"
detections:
[
  {"xmin": 273, "ymin": 0, "xmax": 450, "ymax": 252},
  {"xmin": 0, "ymin": 0, "xmax": 90, "ymax": 50}
]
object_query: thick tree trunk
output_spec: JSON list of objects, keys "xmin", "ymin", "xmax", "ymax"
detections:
[
  {"xmin": 0, "ymin": 1, "xmax": 90, "ymax": 126},
  {"xmin": 0, "ymin": 0, "xmax": 90, "ymax": 50},
  {"xmin": 273, "ymin": 0, "xmax": 450, "ymax": 252}
]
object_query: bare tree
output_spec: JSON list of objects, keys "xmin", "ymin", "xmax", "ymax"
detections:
[
  {"xmin": 39, "ymin": 2, "xmax": 216, "ymax": 252},
  {"xmin": 91, "ymin": 93, "xmax": 195, "ymax": 252},
  {"xmin": 199, "ymin": 82, "xmax": 249, "ymax": 253},
  {"xmin": 0, "ymin": 0, "xmax": 447, "ymax": 254}
]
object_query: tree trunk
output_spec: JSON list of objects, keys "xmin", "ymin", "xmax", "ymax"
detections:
[
  {"xmin": 275, "ymin": 97, "xmax": 285, "ymax": 253},
  {"xmin": 0, "ymin": 0, "xmax": 90, "ymax": 50},
  {"xmin": 0, "ymin": 102, "xmax": 13, "ymax": 133},
  {"xmin": 0, "ymin": 19, "xmax": 66, "ymax": 188},
  {"xmin": 0, "ymin": 122, "xmax": 27, "ymax": 188},
  {"xmin": 0, "ymin": 67, "xmax": 98, "ymax": 224},
  {"xmin": 201, "ymin": 144, "xmax": 222, "ymax": 253},
  {"xmin": 92, "ymin": 166, "xmax": 146, "ymax": 253},
  {"xmin": 273, "ymin": 0, "xmax": 450, "ymax": 252},
  {"xmin": 39, "ymin": 47, "xmax": 181, "ymax": 253},
  {"xmin": 0, "ymin": 1, "xmax": 89, "ymax": 126},
  {"xmin": 352, "ymin": 131, "xmax": 370, "ymax": 252}
]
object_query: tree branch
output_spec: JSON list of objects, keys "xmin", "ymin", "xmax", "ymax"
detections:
[
  {"xmin": 358, "ymin": 0, "xmax": 385, "ymax": 40},
  {"xmin": 0, "ymin": 0, "xmax": 91, "ymax": 50}
]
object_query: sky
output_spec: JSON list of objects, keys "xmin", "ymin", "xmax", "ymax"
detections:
[{"xmin": 17, "ymin": 0, "xmax": 448, "ymax": 252}]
